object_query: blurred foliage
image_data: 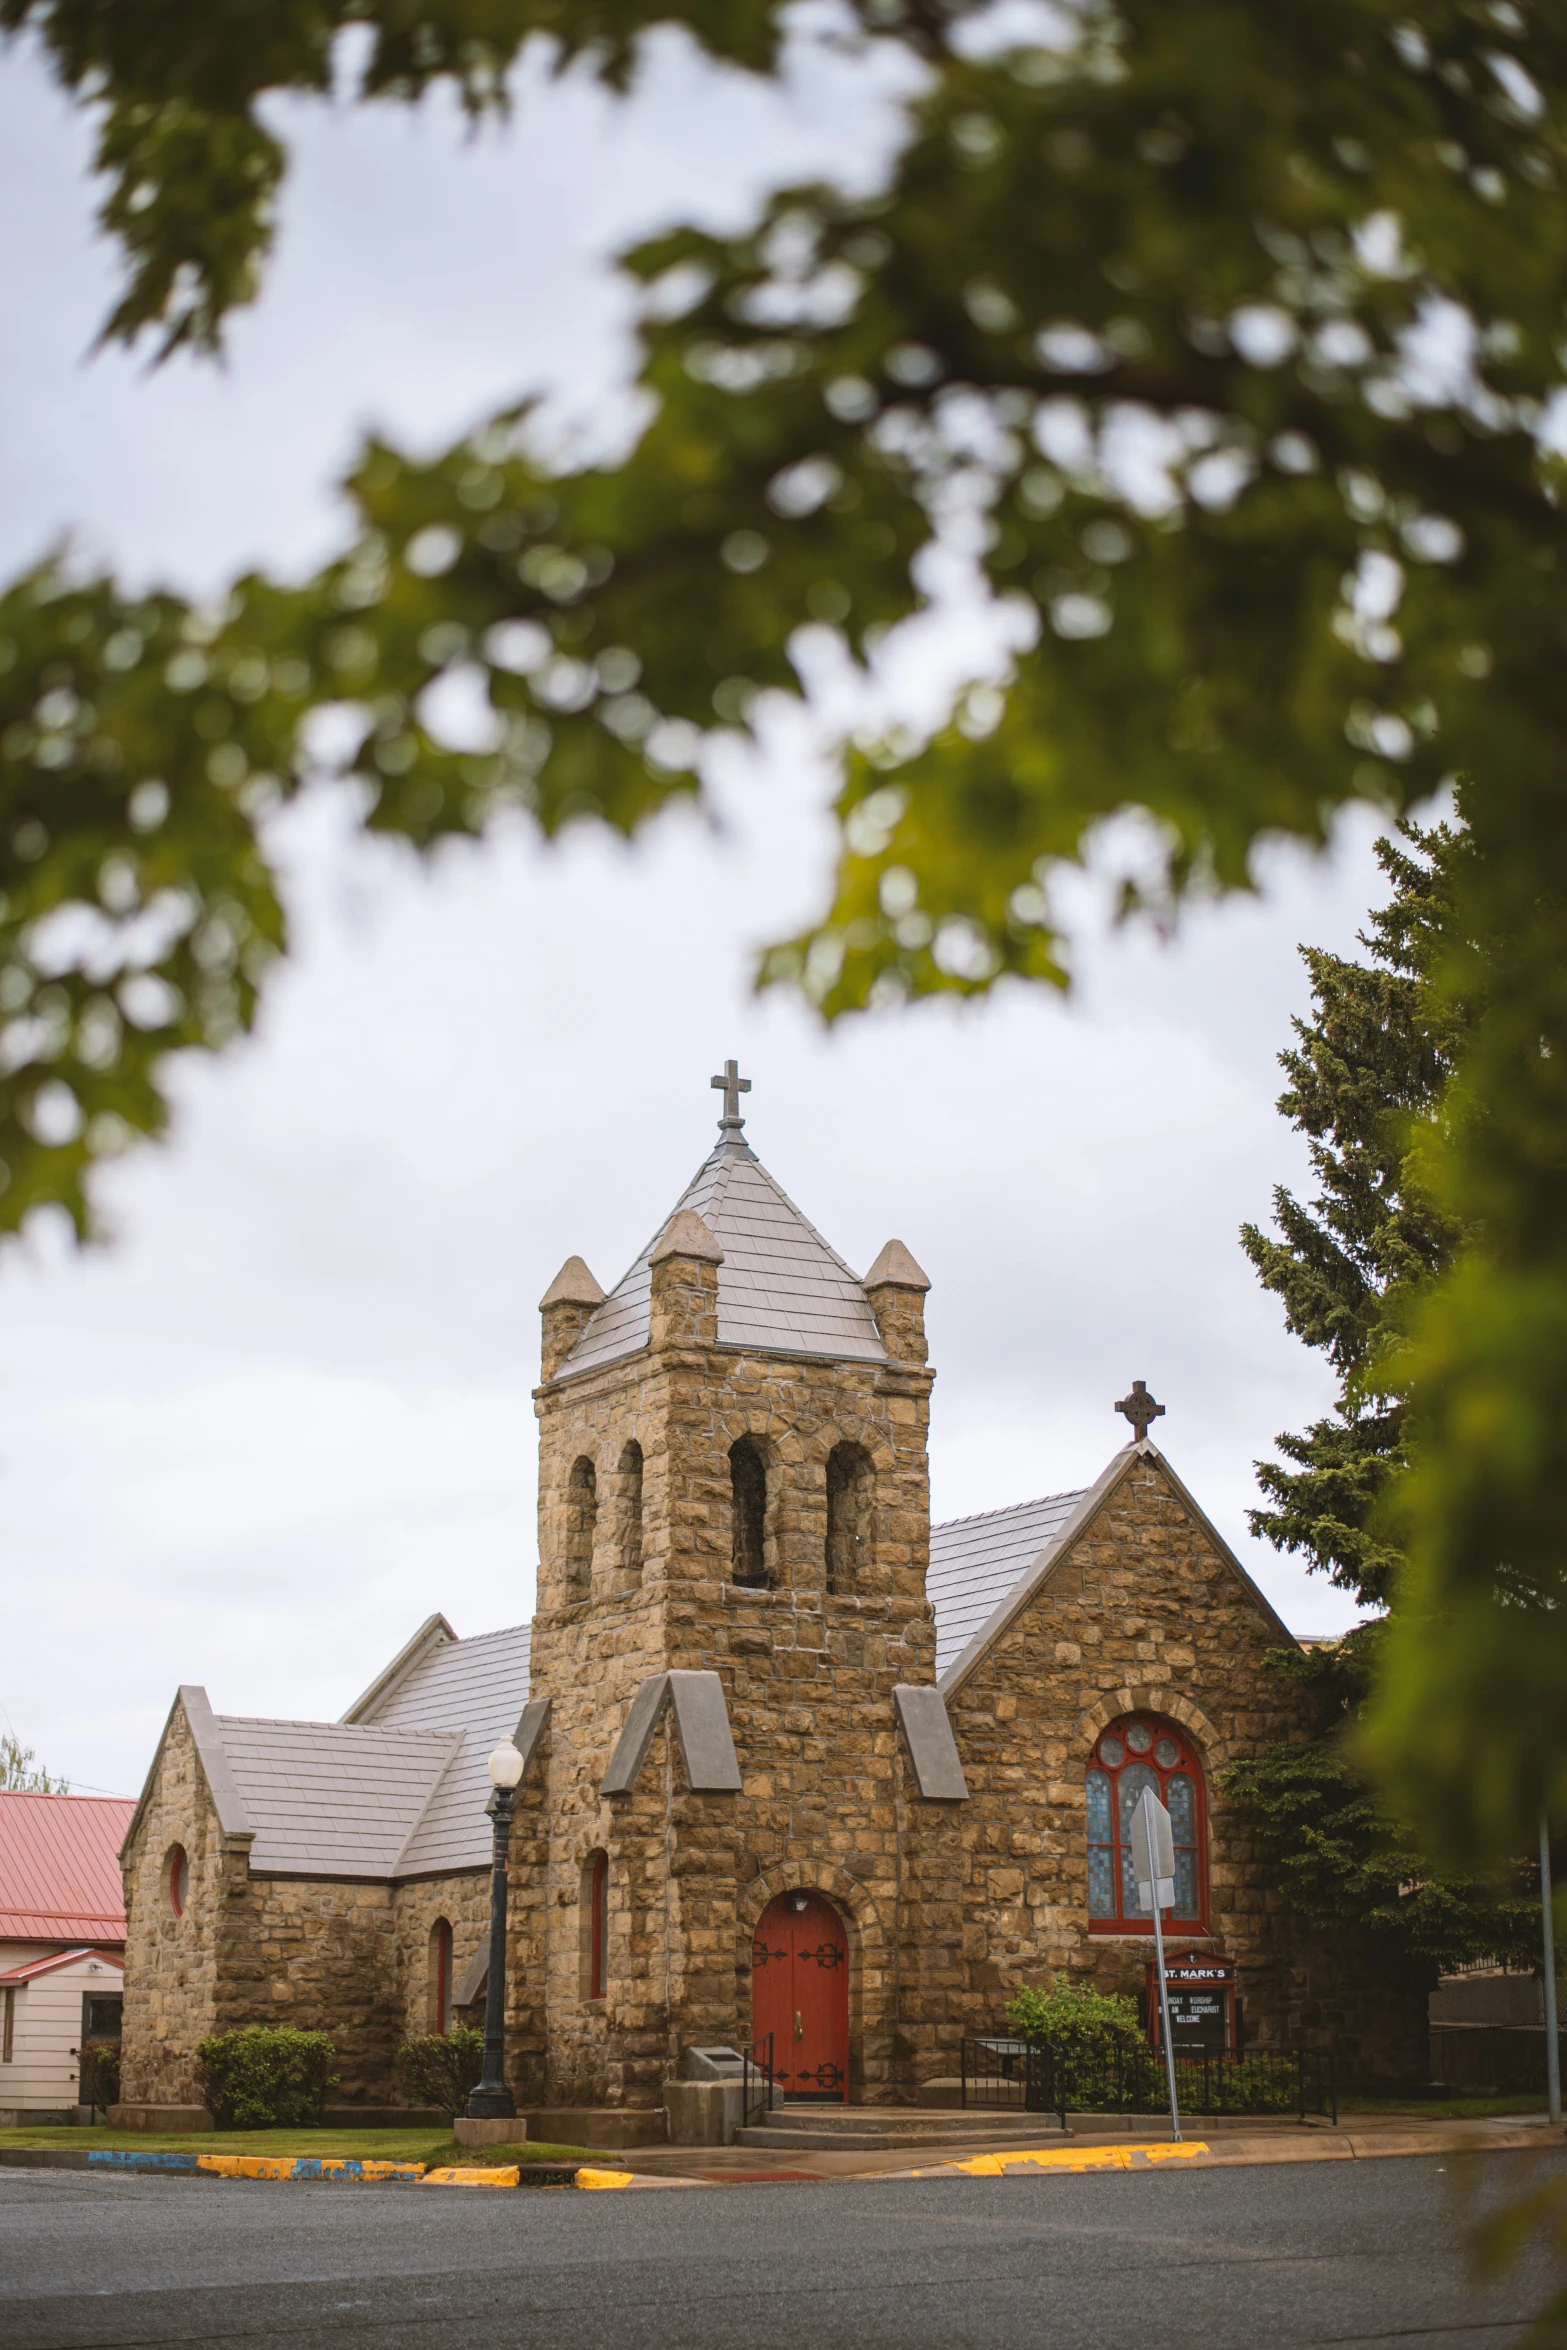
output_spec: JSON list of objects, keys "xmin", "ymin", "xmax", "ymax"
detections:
[
  {"xmin": 0, "ymin": 1731, "xmax": 69, "ymax": 1790},
  {"xmin": 3, "ymin": 4, "xmax": 1567, "ymax": 1861},
  {"xmin": 0, "ymin": 0, "xmax": 810, "ymax": 360}
]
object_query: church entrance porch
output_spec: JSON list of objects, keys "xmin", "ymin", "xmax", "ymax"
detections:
[{"xmin": 751, "ymin": 1891, "xmax": 849, "ymax": 2102}]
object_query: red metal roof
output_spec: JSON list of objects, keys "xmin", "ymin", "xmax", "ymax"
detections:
[
  {"xmin": 0, "ymin": 1945, "xmax": 124, "ymax": 1985},
  {"xmin": 0, "ymin": 1791, "xmax": 134, "ymax": 1944}
]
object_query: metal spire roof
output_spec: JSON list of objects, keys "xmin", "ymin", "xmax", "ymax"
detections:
[{"xmin": 557, "ymin": 1095, "xmax": 887, "ymax": 1378}]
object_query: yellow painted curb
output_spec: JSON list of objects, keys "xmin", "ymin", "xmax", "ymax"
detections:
[
  {"xmin": 934, "ymin": 2141, "xmax": 1210, "ymax": 2178},
  {"xmin": 194, "ymin": 2154, "xmax": 423, "ymax": 2184},
  {"xmin": 575, "ymin": 2167, "xmax": 637, "ymax": 2191},
  {"xmin": 421, "ymin": 2166, "xmax": 521, "ymax": 2189}
]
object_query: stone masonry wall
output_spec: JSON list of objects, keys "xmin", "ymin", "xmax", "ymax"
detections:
[
  {"xmin": 924, "ymin": 1457, "xmax": 1307, "ymax": 2068},
  {"xmin": 212, "ymin": 1876, "xmax": 399, "ymax": 2100},
  {"xmin": 919, "ymin": 1453, "xmax": 1427, "ymax": 2084},
  {"xmin": 391, "ymin": 1874, "xmax": 489, "ymax": 2042},
  {"xmin": 119, "ymin": 1702, "xmax": 230, "ymax": 2107},
  {"xmin": 530, "ymin": 1236, "xmax": 938, "ymax": 2107}
]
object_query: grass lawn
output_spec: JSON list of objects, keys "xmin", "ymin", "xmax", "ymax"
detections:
[
  {"xmin": 0, "ymin": 2125, "xmax": 604, "ymax": 2168},
  {"xmin": 1339, "ymin": 2093, "xmax": 1552, "ymax": 2121}
]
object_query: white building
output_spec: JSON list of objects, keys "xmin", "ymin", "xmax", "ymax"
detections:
[
  {"xmin": 0, "ymin": 1947, "xmax": 125, "ymax": 2121},
  {"xmin": 0, "ymin": 1789, "xmax": 133, "ymax": 2123}
]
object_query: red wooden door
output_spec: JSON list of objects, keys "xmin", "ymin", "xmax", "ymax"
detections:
[{"xmin": 751, "ymin": 1891, "xmax": 849, "ymax": 2101}]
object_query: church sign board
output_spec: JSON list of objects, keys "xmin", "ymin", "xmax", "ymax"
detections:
[{"xmin": 1148, "ymin": 1954, "xmax": 1237, "ymax": 2052}]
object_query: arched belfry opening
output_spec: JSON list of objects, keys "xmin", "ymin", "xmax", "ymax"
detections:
[
  {"xmin": 565, "ymin": 1455, "xmax": 596, "ymax": 1598},
  {"xmin": 825, "ymin": 1442, "xmax": 873, "ymax": 1596},
  {"xmin": 730, "ymin": 1437, "xmax": 768, "ymax": 1587},
  {"xmin": 619, "ymin": 1440, "xmax": 644, "ymax": 1582}
]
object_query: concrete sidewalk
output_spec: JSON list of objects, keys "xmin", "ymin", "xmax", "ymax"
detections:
[{"xmin": 610, "ymin": 2110, "xmax": 1566, "ymax": 2185}]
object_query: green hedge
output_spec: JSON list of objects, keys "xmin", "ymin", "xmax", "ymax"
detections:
[
  {"xmin": 195, "ymin": 2028, "xmax": 338, "ymax": 2128},
  {"xmin": 396, "ymin": 2027, "xmax": 485, "ymax": 2118}
]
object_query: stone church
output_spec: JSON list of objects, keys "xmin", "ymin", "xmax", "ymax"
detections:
[{"xmin": 116, "ymin": 1071, "xmax": 1416, "ymax": 2135}]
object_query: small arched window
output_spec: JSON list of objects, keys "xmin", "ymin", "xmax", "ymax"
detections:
[
  {"xmin": 730, "ymin": 1438, "xmax": 767, "ymax": 1588},
  {"xmin": 825, "ymin": 1442, "xmax": 873, "ymax": 1595},
  {"xmin": 619, "ymin": 1440, "xmax": 644, "ymax": 1580},
  {"xmin": 1086, "ymin": 1715, "xmax": 1206, "ymax": 1934},
  {"xmin": 582, "ymin": 1850, "xmax": 609, "ymax": 2001},
  {"xmin": 428, "ymin": 1918, "xmax": 453, "ymax": 2035},
  {"xmin": 565, "ymin": 1455, "xmax": 597, "ymax": 1596},
  {"xmin": 165, "ymin": 1844, "xmax": 188, "ymax": 1919}
]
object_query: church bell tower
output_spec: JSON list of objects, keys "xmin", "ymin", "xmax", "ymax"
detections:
[{"xmin": 528, "ymin": 1065, "xmax": 938, "ymax": 2109}]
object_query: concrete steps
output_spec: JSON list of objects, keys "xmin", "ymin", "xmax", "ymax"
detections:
[{"xmin": 734, "ymin": 2104, "xmax": 1065, "ymax": 2154}]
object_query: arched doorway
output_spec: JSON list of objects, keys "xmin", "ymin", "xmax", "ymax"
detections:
[{"xmin": 751, "ymin": 1890, "xmax": 848, "ymax": 2102}]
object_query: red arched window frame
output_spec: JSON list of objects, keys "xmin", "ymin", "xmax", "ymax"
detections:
[
  {"xmin": 1085, "ymin": 1714, "xmax": 1207, "ymax": 1935},
  {"xmin": 588, "ymin": 1851, "xmax": 608, "ymax": 2001},
  {"xmin": 430, "ymin": 1919, "xmax": 452, "ymax": 2036},
  {"xmin": 166, "ymin": 1845, "xmax": 188, "ymax": 1919}
]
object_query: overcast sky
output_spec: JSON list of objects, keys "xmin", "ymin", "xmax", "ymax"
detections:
[{"xmin": 1, "ymin": 27, "xmax": 1388, "ymax": 1802}]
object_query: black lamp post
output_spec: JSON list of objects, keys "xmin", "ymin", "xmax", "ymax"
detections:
[{"xmin": 466, "ymin": 1736, "xmax": 524, "ymax": 2122}]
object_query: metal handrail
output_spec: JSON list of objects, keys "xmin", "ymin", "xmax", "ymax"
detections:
[{"xmin": 742, "ymin": 2031, "xmax": 775, "ymax": 2129}]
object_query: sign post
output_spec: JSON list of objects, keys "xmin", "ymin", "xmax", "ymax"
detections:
[{"xmin": 1131, "ymin": 1786, "xmax": 1182, "ymax": 2142}]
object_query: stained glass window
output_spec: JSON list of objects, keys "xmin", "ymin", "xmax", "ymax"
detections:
[{"xmin": 1084, "ymin": 1715, "xmax": 1206, "ymax": 1931}]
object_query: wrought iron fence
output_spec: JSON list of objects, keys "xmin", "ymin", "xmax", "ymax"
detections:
[
  {"xmin": 960, "ymin": 2032, "xmax": 1335, "ymax": 2127},
  {"xmin": 960, "ymin": 2037, "xmax": 1033, "ymax": 2110},
  {"xmin": 742, "ymin": 2031, "xmax": 775, "ymax": 2129}
]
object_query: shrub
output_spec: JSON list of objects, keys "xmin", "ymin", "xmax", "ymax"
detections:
[
  {"xmin": 78, "ymin": 2041, "xmax": 121, "ymax": 2111},
  {"xmin": 1005, "ymin": 1976, "xmax": 1141, "ymax": 2048},
  {"xmin": 195, "ymin": 2027, "xmax": 338, "ymax": 2128},
  {"xmin": 396, "ymin": 2026, "xmax": 485, "ymax": 2117}
]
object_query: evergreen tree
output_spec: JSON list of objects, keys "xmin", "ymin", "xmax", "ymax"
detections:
[
  {"xmin": 1240, "ymin": 823, "xmax": 1466, "ymax": 1613},
  {"xmin": 1227, "ymin": 820, "xmax": 1536, "ymax": 1977}
]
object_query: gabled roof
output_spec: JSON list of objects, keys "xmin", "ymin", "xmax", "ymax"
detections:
[
  {"xmin": 558, "ymin": 1127, "xmax": 886, "ymax": 1378},
  {"xmin": 214, "ymin": 1717, "xmax": 460, "ymax": 1877},
  {"xmin": 0, "ymin": 1945, "xmax": 123, "ymax": 1987},
  {"xmin": 353, "ymin": 1620, "xmax": 534, "ymax": 1876},
  {"xmin": 126, "ymin": 1621, "xmax": 536, "ymax": 1885},
  {"xmin": 0, "ymin": 1791, "xmax": 135, "ymax": 1943},
  {"xmin": 928, "ymin": 1488, "xmax": 1089, "ymax": 1679},
  {"xmin": 934, "ymin": 1443, "xmax": 1298, "ymax": 1698}
]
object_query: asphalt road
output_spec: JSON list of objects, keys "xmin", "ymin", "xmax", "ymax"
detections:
[{"xmin": 2, "ymin": 2153, "xmax": 1562, "ymax": 2350}]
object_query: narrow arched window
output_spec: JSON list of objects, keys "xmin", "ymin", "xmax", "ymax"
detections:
[
  {"xmin": 730, "ymin": 1438, "xmax": 767, "ymax": 1587},
  {"xmin": 165, "ymin": 1844, "xmax": 188, "ymax": 1919},
  {"xmin": 1086, "ymin": 1715, "xmax": 1206, "ymax": 1933},
  {"xmin": 582, "ymin": 1850, "xmax": 609, "ymax": 2001},
  {"xmin": 619, "ymin": 1440, "xmax": 644, "ymax": 1579},
  {"xmin": 428, "ymin": 1917, "xmax": 453, "ymax": 2034},
  {"xmin": 825, "ymin": 1442, "xmax": 873, "ymax": 1595},
  {"xmin": 565, "ymin": 1455, "xmax": 597, "ymax": 1596}
]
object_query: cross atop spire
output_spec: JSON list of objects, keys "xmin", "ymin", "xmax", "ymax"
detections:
[
  {"xmin": 711, "ymin": 1058, "xmax": 752, "ymax": 1131},
  {"xmin": 1115, "ymin": 1378, "xmax": 1165, "ymax": 1444}
]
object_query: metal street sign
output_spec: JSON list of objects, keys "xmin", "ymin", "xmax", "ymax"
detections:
[
  {"xmin": 1132, "ymin": 1786, "xmax": 1183, "ymax": 2142},
  {"xmin": 1130, "ymin": 1786, "xmax": 1175, "ymax": 1912}
]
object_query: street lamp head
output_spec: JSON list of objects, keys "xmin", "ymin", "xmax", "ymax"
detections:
[{"xmin": 487, "ymin": 1739, "xmax": 525, "ymax": 1790}]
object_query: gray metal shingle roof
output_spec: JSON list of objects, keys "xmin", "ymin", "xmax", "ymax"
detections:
[
  {"xmin": 206, "ymin": 1620, "xmax": 534, "ymax": 1881},
  {"xmin": 559, "ymin": 1130, "xmax": 887, "ymax": 1377},
  {"xmin": 927, "ymin": 1489, "xmax": 1088, "ymax": 1678},
  {"xmin": 366, "ymin": 1622, "xmax": 533, "ymax": 1876},
  {"xmin": 214, "ymin": 1718, "xmax": 458, "ymax": 1877}
]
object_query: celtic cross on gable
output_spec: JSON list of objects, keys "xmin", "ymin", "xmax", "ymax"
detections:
[{"xmin": 1115, "ymin": 1379, "xmax": 1166, "ymax": 1444}]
